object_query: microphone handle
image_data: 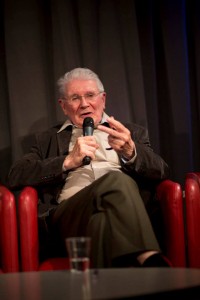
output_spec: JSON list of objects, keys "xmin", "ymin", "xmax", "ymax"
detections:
[
  {"xmin": 82, "ymin": 156, "xmax": 91, "ymax": 165},
  {"xmin": 82, "ymin": 120, "xmax": 94, "ymax": 165}
]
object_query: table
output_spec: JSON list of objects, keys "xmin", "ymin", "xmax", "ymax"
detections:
[{"xmin": 1, "ymin": 268, "xmax": 200, "ymax": 299}]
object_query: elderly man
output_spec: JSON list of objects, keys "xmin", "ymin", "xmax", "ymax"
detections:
[{"xmin": 8, "ymin": 67, "xmax": 171, "ymax": 268}]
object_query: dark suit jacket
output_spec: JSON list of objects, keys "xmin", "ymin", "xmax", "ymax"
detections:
[{"xmin": 7, "ymin": 122, "xmax": 170, "ymax": 215}]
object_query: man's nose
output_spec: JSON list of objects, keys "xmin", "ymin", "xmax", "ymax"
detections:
[{"xmin": 80, "ymin": 96, "xmax": 89, "ymax": 106}]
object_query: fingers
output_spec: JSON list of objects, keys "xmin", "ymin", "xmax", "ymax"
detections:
[
  {"xmin": 97, "ymin": 116, "xmax": 129, "ymax": 139},
  {"xmin": 97, "ymin": 116, "xmax": 135, "ymax": 159},
  {"xmin": 108, "ymin": 134, "xmax": 124, "ymax": 150},
  {"xmin": 75, "ymin": 136, "xmax": 99, "ymax": 161},
  {"xmin": 106, "ymin": 116, "xmax": 124, "ymax": 132}
]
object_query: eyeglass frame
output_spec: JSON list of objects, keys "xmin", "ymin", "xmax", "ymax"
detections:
[{"xmin": 62, "ymin": 91, "xmax": 104, "ymax": 104}]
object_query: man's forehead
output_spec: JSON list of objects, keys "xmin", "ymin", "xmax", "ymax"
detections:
[{"xmin": 65, "ymin": 79, "xmax": 97, "ymax": 93}]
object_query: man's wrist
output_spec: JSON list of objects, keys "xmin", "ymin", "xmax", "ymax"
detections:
[{"xmin": 121, "ymin": 149, "xmax": 137, "ymax": 164}]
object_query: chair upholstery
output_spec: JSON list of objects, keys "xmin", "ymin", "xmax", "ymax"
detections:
[
  {"xmin": 156, "ymin": 180, "xmax": 186, "ymax": 267},
  {"xmin": 18, "ymin": 186, "xmax": 70, "ymax": 271},
  {"xmin": 185, "ymin": 172, "xmax": 200, "ymax": 268},
  {"xmin": 0, "ymin": 185, "xmax": 19, "ymax": 273},
  {"xmin": 18, "ymin": 180, "xmax": 186, "ymax": 271}
]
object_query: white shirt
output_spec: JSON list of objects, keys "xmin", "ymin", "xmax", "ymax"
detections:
[{"xmin": 57, "ymin": 113, "xmax": 136, "ymax": 203}]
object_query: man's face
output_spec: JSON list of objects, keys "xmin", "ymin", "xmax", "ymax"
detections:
[{"xmin": 59, "ymin": 79, "xmax": 106, "ymax": 127}]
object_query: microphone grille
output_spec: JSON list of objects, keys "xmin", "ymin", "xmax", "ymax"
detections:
[{"xmin": 83, "ymin": 117, "xmax": 94, "ymax": 128}]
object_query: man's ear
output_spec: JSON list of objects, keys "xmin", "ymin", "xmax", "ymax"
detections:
[{"xmin": 102, "ymin": 92, "xmax": 106, "ymax": 109}]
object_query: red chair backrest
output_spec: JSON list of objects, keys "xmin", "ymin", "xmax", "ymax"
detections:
[
  {"xmin": 185, "ymin": 172, "xmax": 200, "ymax": 267},
  {"xmin": 156, "ymin": 179, "xmax": 186, "ymax": 267},
  {"xmin": 0, "ymin": 185, "xmax": 19, "ymax": 272},
  {"xmin": 18, "ymin": 186, "xmax": 39, "ymax": 271},
  {"xmin": 18, "ymin": 186, "xmax": 70, "ymax": 272}
]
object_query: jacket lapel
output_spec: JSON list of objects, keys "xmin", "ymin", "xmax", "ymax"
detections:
[{"xmin": 57, "ymin": 126, "xmax": 73, "ymax": 156}]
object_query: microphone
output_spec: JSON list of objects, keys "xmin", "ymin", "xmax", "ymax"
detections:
[{"xmin": 82, "ymin": 117, "xmax": 94, "ymax": 165}]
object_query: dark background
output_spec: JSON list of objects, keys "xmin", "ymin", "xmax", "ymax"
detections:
[{"xmin": 0, "ymin": 0, "xmax": 200, "ymax": 187}]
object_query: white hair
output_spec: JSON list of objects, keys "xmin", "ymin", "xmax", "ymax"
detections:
[{"xmin": 57, "ymin": 67, "xmax": 104, "ymax": 97}]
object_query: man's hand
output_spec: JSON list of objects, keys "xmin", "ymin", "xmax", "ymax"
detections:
[
  {"xmin": 63, "ymin": 136, "xmax": 99, "ymax": 171},
  {"xmin": 97, "ymin": 116, "xmax": 136, "ymax": 160}
]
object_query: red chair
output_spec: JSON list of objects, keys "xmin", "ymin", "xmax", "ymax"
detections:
[
  {"xmin": 156, "ymin": 179, "xmax": 186, "ymax": 267},
  {"xmin": 18, "ymin": 186, "xmax": 70, "ymax": 271},
  {"xmin": 18, "ymin": 179, "xmax": 186, "ymax": 272},
  {"xmin": 185, "ymin": 172, "xmax": 200, "ymax": 268},
  {"xmin": 0, "ymin": 185, "xmax": 19, "ymax": 273}
]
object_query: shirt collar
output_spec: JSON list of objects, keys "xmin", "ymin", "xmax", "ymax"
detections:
[{"xmin": 57, "ymin": 112, "xmax": 110, "ymax": 133}]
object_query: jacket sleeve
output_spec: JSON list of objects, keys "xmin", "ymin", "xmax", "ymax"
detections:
[
  {"xmin": 121, "ymin": 123, "xmax": 170, "ymax": 181},
  {"xmin": 7, "ymin": 131, "xmax": 67, "ymax": 190}
]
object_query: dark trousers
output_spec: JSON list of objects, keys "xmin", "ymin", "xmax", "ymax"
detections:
[{"xmin": 50, "ymin": 171, "xmax": 160, "ymax": 268}]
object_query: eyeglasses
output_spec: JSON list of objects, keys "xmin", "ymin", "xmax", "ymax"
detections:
[{"xmin": 64, "ymin": 91, "xmax": 103, "ymax": 104}]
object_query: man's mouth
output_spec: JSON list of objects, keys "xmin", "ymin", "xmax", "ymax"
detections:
[{"xmin": 80, "ymin": 112, "xmax": 92, "ymax": 117}]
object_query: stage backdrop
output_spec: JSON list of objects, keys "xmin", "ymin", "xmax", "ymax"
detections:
[{"xmin": 0, "ymin": 0, "xmax": 200, "ymax": 186}]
